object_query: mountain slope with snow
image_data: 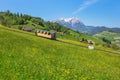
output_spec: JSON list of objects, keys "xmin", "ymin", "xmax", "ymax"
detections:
[
  {"xmin": 55, "ymin": 17, "xmax": 120, "ymax": 35},
  {"xmin": 56, "ymin": 17, "xmax": 87, "ymax": 32}
]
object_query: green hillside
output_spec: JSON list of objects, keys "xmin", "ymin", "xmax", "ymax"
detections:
[
  {"xmin": 0, "ymin": 11, "xmax": 104, "ymax": 45},
  {"xmin": 94, "ymin": 31, "xmax": 120, "ymax": 40},
  {"xmin": 94, "ymin": 31, "xmax": 120, "ymax": 48},
  {"xmin": 0, "ymin": 11, "xmax": 70, "ymax": 32},
  {"xmin": 0, "ymin": 26, "xmax": 120, "ymax": 80}
]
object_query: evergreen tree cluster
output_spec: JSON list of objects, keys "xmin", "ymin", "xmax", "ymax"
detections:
[{"xmin": 102, "ymin": 37, "xmax": 111, "ymax": 44}]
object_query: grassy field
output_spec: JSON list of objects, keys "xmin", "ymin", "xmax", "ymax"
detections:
[
  {"xmin": 57, "ymin": 31, "xmax": 104, "ymax": 46},
  {"xmin": 0, "ymin": 26, "xmax": 120, "ymax": 80},
  {"xmin": 94, "ymin": 31, "xmax": 120, "ymax": 48},
  {"xmin": 94, "ymin": 31, "xmax": 120, "ymax": 41}
]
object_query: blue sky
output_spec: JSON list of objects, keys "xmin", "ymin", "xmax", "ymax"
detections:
[{"xmin": 0, "ymin": 0, "xmax": 120, "ymax": 28}]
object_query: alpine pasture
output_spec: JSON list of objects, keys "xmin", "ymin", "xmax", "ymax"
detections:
[{"xmin": 0, "ymin": 26, "xmax": 120, "ymax": 80}]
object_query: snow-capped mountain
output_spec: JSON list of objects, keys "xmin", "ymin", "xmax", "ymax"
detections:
[
  {"xmin": 55, "ymin": 17, "xmax": 120, "ymax": 35},
  {"xmin": 56, "ymin": 17, "xmax": 87, "ymax": 32},
  {"xmin": 58, "ymin": 17, "xmax": 81, "ymax": 24}
]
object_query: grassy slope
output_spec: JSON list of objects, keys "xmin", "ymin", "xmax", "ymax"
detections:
[
  {"xmin": 0, "ymin": 26, "xmax": 120, "ymax": 80},
  {"xmin": 94, "ymin": 31, "xmax": 120, "ymax": 40},
  {"xmin": 58, "ymin": 30, "xmax": 104, "ymax": 45},
  {"xmin": 94, "ymin": 31, "xmax": 120, "ymax": 47}
]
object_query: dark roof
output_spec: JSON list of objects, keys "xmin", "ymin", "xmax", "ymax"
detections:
[
  {"xmin": 36, "ymin": 29, "xmax": 55, "ymax": 34},
  {"xmin": 23, "ymin": 27, "xmax": 32, "ymax": 31},
  {"xmin": 23, "ymin": 27, "xmax": 32, "ymax": 30}
]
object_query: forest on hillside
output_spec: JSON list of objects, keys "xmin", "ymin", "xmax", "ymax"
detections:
[
  {"xmin": 0, "ymin": 10, "xmax": 71, "ymax": 33},
  {"xmin": 1, "ymin": 10, "xmax": 120, "ymax": 49}
]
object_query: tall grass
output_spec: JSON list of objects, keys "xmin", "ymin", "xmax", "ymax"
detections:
[{"xmin": 0, "ymin": 27, "xmax": 120, "ymax": 80}]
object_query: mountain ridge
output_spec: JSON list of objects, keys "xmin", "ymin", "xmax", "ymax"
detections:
[{"xmin": 55, "ymin": 17, "xmax": 120, "ymax": 35}]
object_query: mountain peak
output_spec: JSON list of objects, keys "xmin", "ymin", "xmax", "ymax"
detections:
[
  {"xmin": 55, "ymin": 17, "xmax": 120, "ymax": 35},
  {"xmin": 57, "ymin": 17, "xmax": 85, "ymax": 27},
  {"xmin": 58, "ymin": 17, "xmax": 80, "ymax": 23},
  {"xmin": 55, "ymin": 17, "xmax": 86, "ymax": 32}
]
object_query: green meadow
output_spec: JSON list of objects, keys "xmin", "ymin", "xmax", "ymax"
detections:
[{"xmin": 0, "ymin": 26, "xmax": 120, "ymax": 80}]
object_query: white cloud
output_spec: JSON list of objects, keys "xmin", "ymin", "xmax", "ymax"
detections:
[{"xmin": 72, "ymin": 0, "xmax": 98, "ymax": 15}]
